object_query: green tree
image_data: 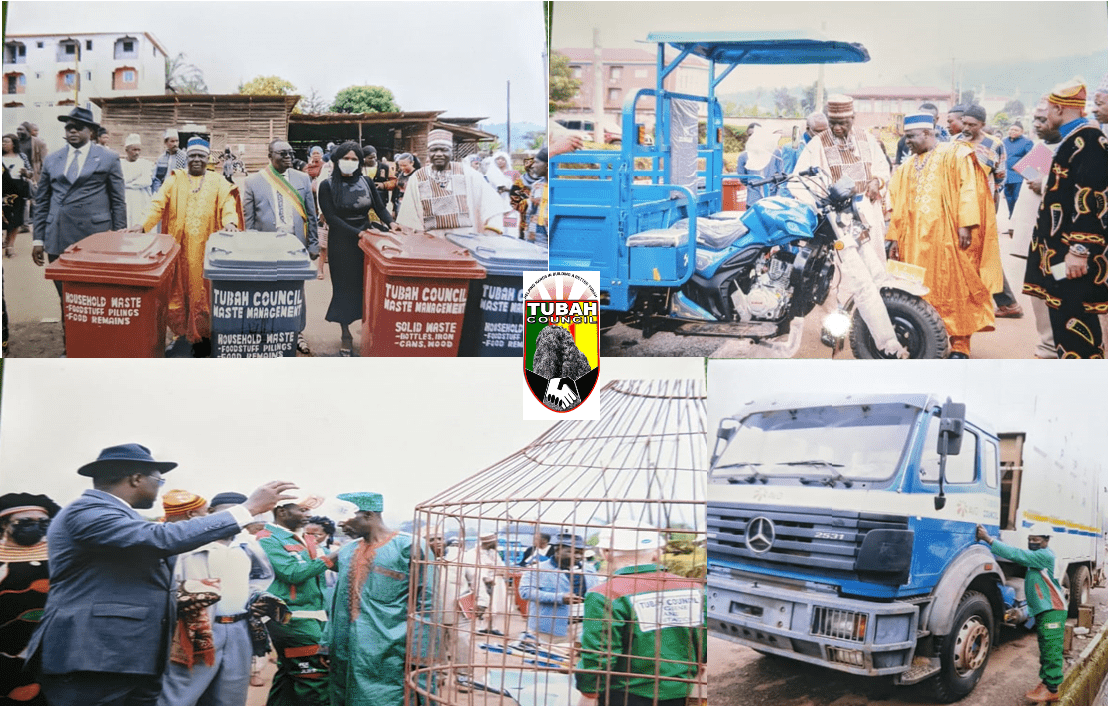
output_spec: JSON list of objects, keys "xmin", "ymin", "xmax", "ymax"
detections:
[
  {"xmin": 330, "ymin": 85, "xmax": 400, "ymax": 114},
  {"xmin": 164, "ymin": 52, "xmax": 207, "ymax": 94},
  {"xmin": 238, "ymin": 75, "xmax": 297, "ymax": 96},
  {"xmin": 549, "ymin": 51, "xmax": 581, "ymax": 115},
  {"xmin": 525, "ymin": 130, "xmax": 546, "ymax": 150},
  {"xmin": 993, "ymin": 111, "xmax": 1012, "ymax": 130}
]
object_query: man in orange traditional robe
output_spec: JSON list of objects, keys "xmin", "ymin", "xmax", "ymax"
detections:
[
  {"xmin": 139, "ymin": 137, "xmax": 243, "ymax": 355},
  {"xmin": 887, "ymin": 112, "xmax": 1002, "ymax": 358}
]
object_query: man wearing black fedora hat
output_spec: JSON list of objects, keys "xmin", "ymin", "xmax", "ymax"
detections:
[
  {"xmin": 31, "ymin": 106, "xmax": 126, "ymax": 298},
  {"xmin": 24, "ymin": 443, "xmax": 297, "ymax": 706}
]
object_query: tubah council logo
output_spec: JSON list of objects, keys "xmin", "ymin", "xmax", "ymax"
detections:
[{"xmin": 523, "ymin": 271, "xmax": 600, "ymax": 414}]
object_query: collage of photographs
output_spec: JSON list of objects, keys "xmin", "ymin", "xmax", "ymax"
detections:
[{"xmin": 1, "ymin": 2, "xmax": 1107, "ymax": 706}]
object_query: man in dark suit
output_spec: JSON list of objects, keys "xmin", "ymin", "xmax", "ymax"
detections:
[
  {"xmin": 243, "ymin": 139, "xmax": 320, "ymax": 355},
  {"xmin": 31, "ymin": 107, "xmax": 127, "ymax": 297},
  {"xmin": 25, "ymin": 443, "xmax": 297, "ymax": 706}
]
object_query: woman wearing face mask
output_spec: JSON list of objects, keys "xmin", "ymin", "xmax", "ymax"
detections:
[
  {"xmin": 0, "ymin": 492, "xmax": 60, "ymax": 706},
  {"xmin": 318, "ymin": 142, "xmax": 401, "ymax": 356}
]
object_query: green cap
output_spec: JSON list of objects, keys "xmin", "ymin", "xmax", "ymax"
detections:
[{"xmin": 337, "ymin": 492, "xmax": 383, "ymax": 513}]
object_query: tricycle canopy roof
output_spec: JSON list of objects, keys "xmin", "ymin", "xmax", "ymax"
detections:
[{"xmin": 645, "ymin": 31, "xmax": 870, "ymax": 65}]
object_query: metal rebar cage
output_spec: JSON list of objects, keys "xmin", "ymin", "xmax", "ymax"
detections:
[{"xmin": 406, "ymin": 379, "xmax": 707, "ymax": 706}]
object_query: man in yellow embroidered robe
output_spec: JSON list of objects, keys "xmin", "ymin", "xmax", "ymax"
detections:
[
  {"xmin": 140, "ymin": 137, "xmax": 242, "ymax": 345},
  {"xmin": 887, "ymin": 112, "xmax": 1002, "ymax": 357}
]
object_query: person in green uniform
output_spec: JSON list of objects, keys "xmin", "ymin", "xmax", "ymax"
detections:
[
  {"xmin": 976, "ymin": 522, "xmax": 1066, "ymax": 703},
  {"xmin": 575, "ymin": 526, "xmax": 706, "ymax": 706},
  {"xmin": 257, "ymin": 495, "xmax": 336, "ymax": 706},
  {"xmin": 325, "ymin": 492, "xmax": 434, "ymax": 706}
]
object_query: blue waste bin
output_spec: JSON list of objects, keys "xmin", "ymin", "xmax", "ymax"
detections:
[
  {"xmin": 445, "ymin": 233, "xmax": 547, "ymax": 357},
  {"xmin": 203, "ymin": 230, "xmax": 315, "ymax": 358}
]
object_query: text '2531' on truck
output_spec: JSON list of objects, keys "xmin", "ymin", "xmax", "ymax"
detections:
[
  {"xmin": 706, "ymin": 394, "xmax": 1106, "ymax": 701},
  {"xmin": 549, "ymin": 33, "xmax": 948, "ymax": 359}
]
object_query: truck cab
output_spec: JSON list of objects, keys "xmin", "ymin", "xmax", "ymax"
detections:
[{"xmin": 707, "ymin": 394, "xmax": 1011, "ymax": 701}]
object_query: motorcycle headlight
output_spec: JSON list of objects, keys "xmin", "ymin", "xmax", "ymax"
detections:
[{"xmin": 822, "ymin": 309, "xmax": 852, "ymax": 339}]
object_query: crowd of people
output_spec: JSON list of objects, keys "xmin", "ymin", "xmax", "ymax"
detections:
[
  {"xmin": 0, "ymin": 443, "xmax": 706, "ymax": 706},
  {"xmin": 1, "ymin": 108, "xmax": 552, "ymax": 357},
  {"xmin": 732, "ymin": 74, "xmax": 1108, "ymax": 359}
]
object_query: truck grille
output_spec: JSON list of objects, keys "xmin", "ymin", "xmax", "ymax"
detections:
[{"xmin": 707, "ymin": 501, "xmax": 909, "ymax": 582}]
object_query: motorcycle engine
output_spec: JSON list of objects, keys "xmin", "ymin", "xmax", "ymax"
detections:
[{"xmin": 732, "ymin": 250, "xmax": 793, "ymax": 321}]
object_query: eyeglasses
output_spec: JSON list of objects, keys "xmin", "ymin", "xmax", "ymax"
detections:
[
  {"xmin": 147, "ymin": 474, "xmax": 167, "ymax": 486},
  {"xmin": 274, "ymin": 150, "xmax": 295, "ymax": 157},
  {"xmin": 64, "ymin": 123, "xmax": 85, "ymax": 132}
]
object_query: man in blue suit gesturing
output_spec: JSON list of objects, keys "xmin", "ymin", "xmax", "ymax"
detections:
[
  {"xmin": 31, "ymin": 107, "xmax": 127, "ymax": 297},
  {"xmin": 24, "ymin": 443, "xmax": 297, "ymax": 706}
]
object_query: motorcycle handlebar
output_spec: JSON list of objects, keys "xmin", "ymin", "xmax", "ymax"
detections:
[{"xmin": 745, "ymin": 166, "xmax": 819, "ymax": 189}]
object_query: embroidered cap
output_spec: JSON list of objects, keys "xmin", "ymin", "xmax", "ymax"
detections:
[
  {"xmin": 1048, "ymin": 78, "xmax": 1087, "ymax": 109},
  {"xmin": 903, "ymin": 112, "xmax": 935, "ymax": 131},
  {"xmin": 124, "ymin": 133, "xmax": 142, "ymax": 148},
  {"xmin": 336, "ymin": 492, "xmax": 383, "ymax": 513},
  {"xmin": 427, "ymin": 129, "xmax": 453, "ymax": 149},
  {"xmin": 185, "ymin": 136, "xmax": 210, "ymax": 155},
  {"xmin": 162, "ymin": 489, "xmax": 207, "ymax": 518},
  {"xmin": 825, "ymin": 94, "xmax": 854, "ymax": 118}
]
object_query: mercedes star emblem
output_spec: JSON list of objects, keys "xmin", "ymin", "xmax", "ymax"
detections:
[{"xmin": 745, "ymin": 516, "xmax": 776, "ymax": 554}]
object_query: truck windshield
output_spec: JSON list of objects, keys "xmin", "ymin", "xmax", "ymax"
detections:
[{"xmin": 710, "ymin": 403, "xmax": 918, "ymax": 484}]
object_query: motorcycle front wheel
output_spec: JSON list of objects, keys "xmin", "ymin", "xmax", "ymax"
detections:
[{"xmin": 850, "ymin": 289, "xmax": 950, "ymax": 359}]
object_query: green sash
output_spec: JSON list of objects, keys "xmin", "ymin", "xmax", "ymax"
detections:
[{"xmin": 261, "ymin": 166, "xmax": 308, "ymax": 225}]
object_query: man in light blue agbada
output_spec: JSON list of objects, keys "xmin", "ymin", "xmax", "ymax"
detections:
[
  {"xmin": 325, "ymin": 492, "xmax": 434, "ymax": 706},
  {"xmin": 518, "ymin": 532, "xmax": 600, "ymax": 642}
]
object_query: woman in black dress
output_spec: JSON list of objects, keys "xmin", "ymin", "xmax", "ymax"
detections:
[{"xmin": 318, "ymin": 142, "xmax": 399, "ymax": 356}]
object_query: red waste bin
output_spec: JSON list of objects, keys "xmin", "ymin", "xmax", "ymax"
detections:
[
  {"xmin": 722, "ymin": 178, "xmax": 747, "ymax": 211},
  {"xmin": 359, "ymin": 227, "xmax": 486, "ymax": 356},
  {"xmin": 44, "ymin": 230, "xmax": 180, "ymax": 358}
]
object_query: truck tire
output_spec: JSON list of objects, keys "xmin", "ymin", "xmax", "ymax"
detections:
[
  {"xmin": 931, "ymin": 591, "xmax": 993, "ymax": 703},
  {"xmin": 1068, "ymin": 565, "xmax": 1091, "ymax": 618},
  {"xmin": 850, "ymin": 289, "xmax": 950, "ymax": 359}
]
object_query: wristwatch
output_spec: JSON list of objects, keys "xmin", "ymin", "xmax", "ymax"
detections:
[{"xmin": 1069, "ymin": 244, "xmax": 1091, "ymax": 257}]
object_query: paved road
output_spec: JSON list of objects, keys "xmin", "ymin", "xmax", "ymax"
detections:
[{"xmin": 708, "ymin": 585, "xmax": 1108, "ymax": 706}]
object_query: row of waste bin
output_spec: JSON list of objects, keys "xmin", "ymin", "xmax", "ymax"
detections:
[{"xmin": 44, "ymin": 227, "xmax": 546, "ymax": 358}]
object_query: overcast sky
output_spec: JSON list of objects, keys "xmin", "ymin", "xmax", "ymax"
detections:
[
  {"xmin": 0, "ymin": 357, "xmax": 704, "ymax": 523},
  {"xmin": 707, "ymin": 360, "xmax": 1107, "ymax": 468},
  {"xmin": 5, "ymin": 0, "xmax": 548, "ymax": 125},
  {"xmin": 553, "ymin": 1, "xmax": 1108, "ymax": 93}
]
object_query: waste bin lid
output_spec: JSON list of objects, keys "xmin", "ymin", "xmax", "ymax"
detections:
[
  {"xmin": 55, "ymin": 230, "xmax": 178, "ymax": 271},
  {"xmin": 445, "ymin": 232, "xmax": 547, "ymax": 277},
  {"xmin": 360, "ymin": 229, "xmax": 486, "ymax": 280},
  {"xmin": 204, "ymin": 230, "xmax": 315, "ymax": 281}
]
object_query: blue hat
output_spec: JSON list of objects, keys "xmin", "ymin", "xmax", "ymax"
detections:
[
  {"xmin": 549, "ymin": 532, "xmax": 586, "ymax": 549},
  {"xmin": 336, "ymin": 492, "xmax": 383, "ymax": 513},
  {"xmin": 185, "ymin": 136, "xmax": 210, "ymax": 155},
  {"xmin": 78, "ymin": 443, "xmax": 178, "ymax": 477},
  {"xmin": 210, "ymin": 492, "xmax": 248, "ymax": 507},
  {"xmin": 903, "ymin": 112, "xmax": 935, "ymax": 131}
]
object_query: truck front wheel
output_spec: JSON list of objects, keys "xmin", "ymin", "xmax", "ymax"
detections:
[
  {"xmin": 931, "ymin": 591, "xmax": 993, "ymax": 703},
  {"xmin": 1068, "ymin": 565, "xmax": 1091, "ymax": 618}
]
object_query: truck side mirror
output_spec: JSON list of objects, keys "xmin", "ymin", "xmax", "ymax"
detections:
[
  {"xmin": 934, "ymin": 399, "xmax": 965, "ymax": 512},
  {"xmin": 937, "ymin": 401, "xmax": 966, "ymax": 456}
]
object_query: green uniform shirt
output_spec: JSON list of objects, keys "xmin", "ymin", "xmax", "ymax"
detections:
[
  {"xmin": 257, "ymin": 523, "xmax": 333, "ymax": 613},
  {"xmin": 988, "ymin": 540, "xmax": 1066, "ymax": 616},
  {"xmin": 575, "ymin": 564, "xmax": 706, "ymax": 701}
]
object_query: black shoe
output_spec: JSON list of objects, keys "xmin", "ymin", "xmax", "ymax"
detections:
[{"xmin": 948, "ymin": 352, "xmax": 969, "ymax": 359}]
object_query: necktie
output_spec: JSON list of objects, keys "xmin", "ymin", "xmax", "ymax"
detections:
[{"xmin": 66, "ymin": 148, "xmax": 80, "ymax": 182}]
